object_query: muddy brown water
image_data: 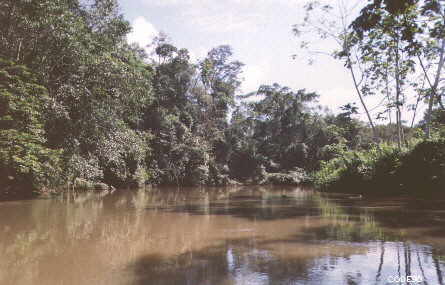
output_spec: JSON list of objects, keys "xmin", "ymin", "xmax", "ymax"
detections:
[{"xmin": 0, "ymin": 186, "xmax": 444, "ymax": 285}]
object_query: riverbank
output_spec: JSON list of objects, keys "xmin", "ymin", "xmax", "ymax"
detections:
[
  {"xmin": 2, "ymin": 138, "xmax": 444, "ymax": 201},
  {"xmin": 313, "ymin": 138, "xmax": 445, "ymax": 196},
  {"xmin": 0, "ymin": 168, "xmax": 311, "ymax": 201}
]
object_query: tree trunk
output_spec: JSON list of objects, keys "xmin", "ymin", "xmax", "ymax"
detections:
[
  {"xmin": 411, "ymin": 77, "xmax": 425, "ymax": 128},
  {"xmin": 395, "ymin": 37, "xmax": 403, "ymax": 149},
  {"xmin": 425, "ymin": 39, "xmax": 445, "ymax": 138},
  {"xmin": 348, "ymin": 57, "xmax": 377, "ymax": 139}
]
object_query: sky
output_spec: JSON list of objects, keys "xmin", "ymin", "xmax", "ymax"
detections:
[{"xmin": 120, "ymin": 0, "xmax": 424, "ymax": 124}]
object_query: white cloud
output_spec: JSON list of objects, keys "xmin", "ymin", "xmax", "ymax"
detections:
[
  {"xmin": 241, "ymin": 64, "xmax": 267, "ymax": 94},
  {"xmin": 144, "ymin": 0, "xmax": 290, "ymax": 33},
  {"xmin": 317, "ymin": 87, "xmax": 378, "ymax": 121},
  {"xmin": 318, "ymin": 87, "xmax": 357, "ymax": 113},
  {"xmin": 187, "ymin": 13, "xmax": 259, "ymax": 33},
  {"xmin": 188, "ymin": 46, "xmax": 209, "ymax": 63},
  {"xmin": 152, "ymin": 0, "xmax": 209, "ymax": 6},
  {"xmin": 317, "ymin": 87, "xmax": 426, "ymax": 125},
  {"xmin": 127, "ymin": 16, "xmax": 158, "ymax": 53},
  {"xmin": 146, "ymin": 0, "xmax": 302, "ymax": 6}
]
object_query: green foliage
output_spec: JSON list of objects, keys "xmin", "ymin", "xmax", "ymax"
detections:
[
  {"xmin": 142, "ymin": 40, "xmax": 245, "ymax": 186},
  {"xmin": 265, "ymin": 168, "xmax": 310, "ymax": 186},
  {"xmin": 228, "ymin": 84, "xmax": 379, "ymax": 184},
  {"xmin": 398, "ymin": 138, "xmax": 445, "ymax": 193},
  {"xmin": 0, "ymin": 0, "xmax": 155, "ymax": 194},
  {"xmin": 230, "ymin": 84, "xmax": 322, "ymax": 173},
  {"xmin": 0, "ymin": 59, "xmax": 61, "ymax": 193},
  {"xmin": 1, "ymin": 0, "xmax": 444, "ymax": 197},
  {"xmin": 315, "ymin": 139, "xmax": 445, "ymax": 195},
  {"xmin": 314, "ymin": 144, "xmax": 404, "ymax": 194}
]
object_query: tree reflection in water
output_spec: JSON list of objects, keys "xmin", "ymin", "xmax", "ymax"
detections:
[{"xmin": 0, "ymin": 186, "xmax": 444, "ymax": 285}]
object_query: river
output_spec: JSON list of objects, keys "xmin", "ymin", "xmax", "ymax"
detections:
[{"xmin": 0, "ymin": 186, "xmax": 444, "ymax": 285}]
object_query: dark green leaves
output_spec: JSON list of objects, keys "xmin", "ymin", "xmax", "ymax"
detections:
[{"xmin": 0, "ymin": 59, "xmax": 61, "ymax": 192}]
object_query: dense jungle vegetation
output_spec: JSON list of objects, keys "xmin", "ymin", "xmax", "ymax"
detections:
[{"xmin": 0, "ymin": 0, "xmax": 444, "ymax": 198}]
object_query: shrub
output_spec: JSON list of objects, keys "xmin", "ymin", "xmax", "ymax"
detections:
[
  {"xmin": 399, "ymin": 139, "xmax": 445, "ymax": 194},
  {"xmin": 315, "ymin": 139, "xmax": 445, "ymax": 195},
  {"xmin": 314, "ymin": 144, "xmax": 403, "ymax": 194},
  {"xmin": 0, "ymin": 59, "xmax": 61, "ymax": 195},
  {"xmin": 265, "ymin": 168, "xmax": 309, "ymax": 185}
]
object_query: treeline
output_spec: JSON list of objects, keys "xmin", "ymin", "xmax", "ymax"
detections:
[
  {"xmin": 298, "ymin": 0, "xmax": 445, "ymax": 195},
  {"xmin": 0, "ymin": 0, "xmax": 381, "ymax": 196},
  {"xmin": 1, "ymin": 0, "xmax": 444, "ymax": 197}
]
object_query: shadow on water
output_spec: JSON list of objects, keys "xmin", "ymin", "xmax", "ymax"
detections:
[
  {"xmin": 1, "ymin": 186, "xmax": 445, "ymax": 284},
  {"xmin": 126, "ymin": 187, "xmax": 445, "ymax": 285},
  {"xmin": 128, "ymin": 237, "xmax": 365, "ymax": 285},
  {"xmin": 129, "ymin": 238, "xmax": 445, "ymax": 285}
]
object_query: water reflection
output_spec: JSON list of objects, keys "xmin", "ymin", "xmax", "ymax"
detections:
[{"xmin": 0, "ymin": 187, "xmax": 444, "ymax": 285}]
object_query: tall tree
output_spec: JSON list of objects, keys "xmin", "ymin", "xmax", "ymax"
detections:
[
  {"xmin": 0, "ymin": 59, "xmax": 61, "ymax": 193},
  {"xmin": 293, "ymin": 0, "xmax": 378, "ymax": 138},
  {"xmin": 351, "ymin": 0, "xmax": 445, "ymax": 140}
]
